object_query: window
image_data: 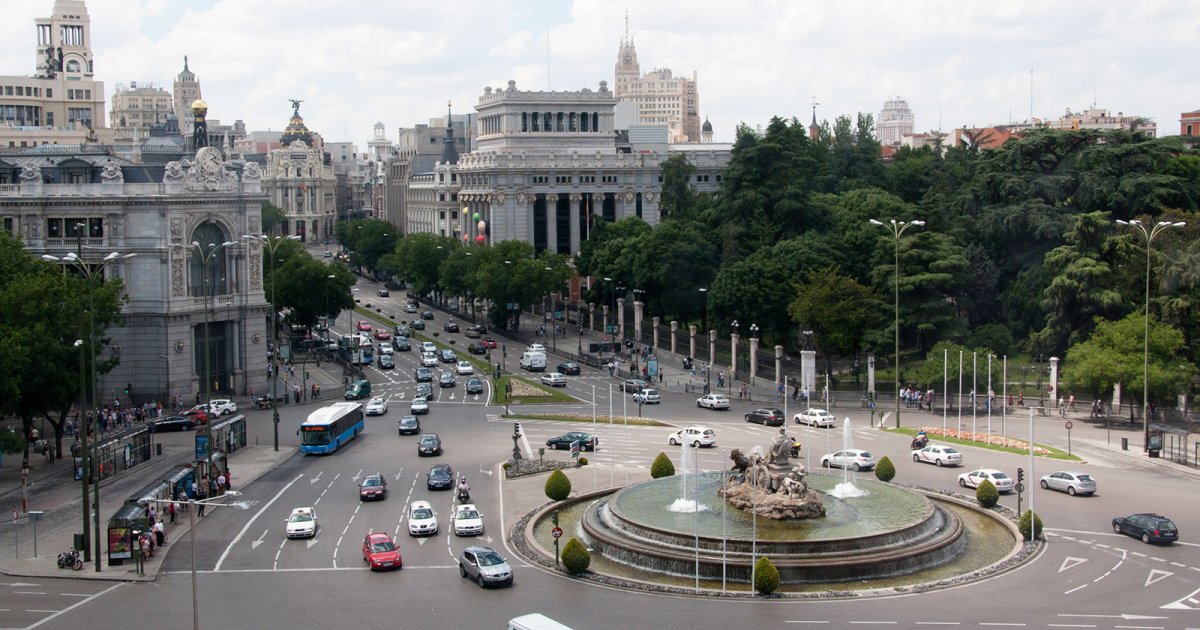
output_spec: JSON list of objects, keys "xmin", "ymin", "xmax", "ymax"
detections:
[
  {"xmin": 532, "ymin": 175, "xmax": 549, "ymax": 184},
  {"xmin": 555, "ymin": 175, "xmax": 572, "ymax": 184},
  {"xmin": 46, "ymin": 218, "xmax": 63, "ymax": 238}
]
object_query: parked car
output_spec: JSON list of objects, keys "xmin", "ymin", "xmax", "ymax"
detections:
[
  {"xmin": 377, "ymin": 354, "xmax": 395, "ymax": 369},
  {"xmin": 458, "ymin": 546, "xmax": 512, "ymax": 587},
  {"xmin": 795, "ymin": 408, "xmax": 836, "ymax": 427},
  {"xmin": 668, "ymin": 426, "xmax": 717, "ymax": 448},
  {"xmin": 150, "ymin": 415, "xmax": 194, "ymax": 432},
  {"xmin": 207, "ymin": 399, "xmax": 237, "ymax": 415},
  {"xmin": 364, "ymin": 397, "xmax": 388, "ymax": 416},
  {"xmin": 410, "ymin": 397, "xmax": 430, "ymax": 415},
  {"xmin": 456, "ymin": 360, "xmax": 474, "ymax": 375},
  {"xmin": 540, "ymin": 372, "xmax": 567, "ymax": 387},
  {"xmin": 622, "ymin": 378, "xmax": 649, "ymax": 393},
  {"xmin": 820, "ymin": 449, "xmax": 876, "ymax": 471},
  {"xmin": 481, "ymin": 337, "xmax": 497, "ymax": 349},
  {"xmin": 362, "ymin": 532, "xmax": 402, "ymax": 571},
  {"xmin": 633, "ymin": 388, "xmax": 661, "ymax": 404},
  {"xmin": 745, "ymin": 408, "xmax": 786, "ymax": 426},
  {"xmin": 359, "ymin": 473, "xmax": 388, "ymax": 501},
  {"xmin": 546, "ymin": 431, "xmax": 597, "ymax": 451},
  {"xmin": 417, "ymin": 433, "xmax": 442, "ymax": 456},
  {"xmin": 465, "ymin": 378, "xmax": 484, "ymax": 395},
  {"xmin": 452, "ymin": 503, "xmax": 484, "ymax": 536},
  {"xmin": 415, "ymin": 367, "xmax": 433, "ymax": 382},
  {"xmin": 427, "ymin": 463, "xmax": 454, "ymax": 490},
  {"xmin": 1040, "ymin": 471, "xmax": 1097, "ymax": 496},
  {"xmin": 443, "ymin": 320, "xmax": 460, "ymax": 333},
  {"xmin": 1112, "ymin": 513, "xmax": 1178, "ymax": 545},
  {"xmin": 912, "ymin": 444, "xmax": 963, "ymax": 467},
  {"xmin": 439, "ymin": 371, "xmax": 456, "ymax": 388},
  {"xmin": 696, "ymin": 393, "xmax": 730, "ymax": 410},
  {"xmin": 397, "ymin": 415, "xmax": 421, "ymax": 435},
  {"xmin": 557, "ymin": 362, "xmax": 581, "ymax": 375},
  {"xmin": 957, "ymin": 468, "xmax": 1014, "ymax": 492},
  {"xmin": 285, "ymin": 507, "xmax": 318, "ymax": 539},
  {"xmin": 407, "ymin": 500, "xmax": 438, "ymax": 536}
]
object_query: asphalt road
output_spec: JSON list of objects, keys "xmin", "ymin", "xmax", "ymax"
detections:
[{"xmin": 6, "ymin": 272, "xmax": 1199, "ymax": 630}]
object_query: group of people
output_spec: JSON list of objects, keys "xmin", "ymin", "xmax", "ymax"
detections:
[{"xmin": 900, "ymin": 385, "xmax": 937, "ymax": 411}]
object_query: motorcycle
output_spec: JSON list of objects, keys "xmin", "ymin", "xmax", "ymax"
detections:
[
  {"xmin": 789, "ymin": 436, "xmax": 802, "ymax": 459},
  {"xmin": 57, "ymin": 548, "xmax": 83, "ymax": 570},
  {"xmin": 456, "ymin": 486, "xmax": 471, "ymax": 503}
]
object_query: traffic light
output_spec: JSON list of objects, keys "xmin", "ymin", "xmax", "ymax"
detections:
[
  {"xmin": 124, "ymin": 383, "xmax": 131, "ymax": 395},
  {"xmin": 1017, "ymin": 468, "xmax": 1024, "ymax": 484}
]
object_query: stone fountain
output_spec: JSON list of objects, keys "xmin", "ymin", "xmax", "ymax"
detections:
[{"xmin": 718, "ymin": 428, "xmax": 825, "ymax": 519}]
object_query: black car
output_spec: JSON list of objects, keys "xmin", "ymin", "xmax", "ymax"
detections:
[
  {"xmin": 1112, "ymin": 513, "xmax": 1178, "ymax": 544},
  {"xmin": 427, "ymin": 463, "xmax": 454, "ymax": 490},
  {"xmin": 394, "ymin": 324, "xmax": 410, "ymax": 337},
  {"xmin": 421, "ymin": 311, "xmax": 434, "ymax": 320},
  {"xmin": 546, "ymin": 431, "xmax": 598, "ymax": 451},
  {"xmin": 440, "ymin": 349, "xmax": 457, "ymax": 363},
  {"xmin": 359, "ymin": 474, "xmax": 387, "ymax": 501},
  {"xmin": 397, "ymin": 415, "xmax": 421, "ymax": 435},
  {"xmin": 415, "ymin": 382, "xmax": 434, "ymax": 400},
  {"xmin": 411, "ymin": 320, "xmax": 425, "ymax": 331},
  {"xmin": 467, "ymin": 342, "xmax": 487, "ymax": 355},
  {"xmin": 378, "ymin": 354, "xmax": 395, "ymax": 369},
  {"xmin": 150, "ymin": 415, "xmax": 194, "ymax": 432},
  {"xmin": 745, "ymin": 408, "xmax": 786, "ymax": 426},
  {"xmin": 622, "ymin": 379, "xmax": 649, "ymax": 393},
  {"xmin": 418, "ymin": 433, "xmax": 443, "ymax": 456},
  {"xmin": 557, "ymin": 362, "xmax": 581, "ymax": 375},
  {"xmin": 415, "ymin": 367, "xmax": 433, "ymax": 382},
  {"xmin": 377, "ymin": 288, "xmax": 389, "ymax": 297},
  {"xmin": 439, "ymin": 371, "xmax": 456, "ymax": 388},
  {"xmin": 395, "ymin": 337, "xmax": 411, "ymax": 351},
  {"xmin": 444, "ymin": 320, "xmax": 460, "ymax": 333},
  {"xmin": 465, "ymin": 378, "xmax": 484, "ymax": 395}
]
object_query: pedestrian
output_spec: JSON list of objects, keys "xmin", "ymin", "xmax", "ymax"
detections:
[
  {"xmin": 196, "ymin": 478, "xmax": 208, "ymax": 517},
  {"xmin": 168, "ymin": 500, "xmax": 176, "ymax": 524},
  {"xmin": 1017, "ymin": 391, "xmax": 1024, "ymax": 406},
  {"xmin": 148, "ymin": 504, "xmax": 157, "ymax": 524},
  {"xmin": 658, "ymin": 370, "xmax": 664, "ymax": 383},
  {"xmin": 312, "ymin": 383, "xmax": 318, "ymax": 400},
  {"xmin": 315, "ymin": 383, "xmax": 320, "ymax": 399},
  {"xmin": 1068, "ymin": 393, "xmax": 1076, "ymax": 412},
  {"xmin": 224, "ymin": 466, "xmax": 232, "ymax": 491},
  {"xmin": 153, "ymin": 519, "xmax": 166, "ymax": 546},
  {"xmin": 217, "ymin": 471, "xmax": 227, "ymax": 495}
]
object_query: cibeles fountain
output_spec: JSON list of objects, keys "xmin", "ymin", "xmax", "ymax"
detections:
[{"xmin": 531, "ymin": 418, "xmax": 1023, "ymax": 589}]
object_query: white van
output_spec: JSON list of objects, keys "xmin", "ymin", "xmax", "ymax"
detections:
[
  {"xmin": 519, "ymin": 351, "xmax": 547, "ymax": 372},
  {"xmin": 508, "ymin": 613, "xmax": 574, "ymax": 630}
]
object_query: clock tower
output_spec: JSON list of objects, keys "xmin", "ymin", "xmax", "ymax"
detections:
[{"xmin": 614, "ymin": 11, "xmax": 639, "ymax": 99}]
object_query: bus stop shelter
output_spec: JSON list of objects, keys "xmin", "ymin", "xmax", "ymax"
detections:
[{"xmin": 1149, "ymin": 423, "xmax": 1197, "ymax": 467}]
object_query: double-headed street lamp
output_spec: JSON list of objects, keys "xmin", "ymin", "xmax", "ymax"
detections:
[
  {"xmin": 870, "ymin": 217, "xmax": 925, "ymax": 428},
  {"xmin": 43, "ymin": 236, "xmax": 137, "ymax": 572},
  {"xmin": 1115, "ymin": 219, "xmax": 1185, "ymax": 451},
  {"xmin": 243, "ymin": 234, "xmax": 300, "ymax": 452}
]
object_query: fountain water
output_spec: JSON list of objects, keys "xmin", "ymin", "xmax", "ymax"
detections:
[
  {"xmin": 829, "ymin": 417, "xmax": 868, "ymax": 499},
  {"xmin": 667, "ymin": 441, "xmax": 708, "ymax": 513}
]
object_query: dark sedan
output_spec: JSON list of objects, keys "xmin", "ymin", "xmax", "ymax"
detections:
[
  {"xmin": 443, "ymin": 320, "xmax": 460, "ymax": 333},
  {"xmin": 1112, "ymin": 513, "xmax": 1178, "ymax": 544},
  {"xmin": 621, "ymin": 379, "xmax": 648, "ymax": 393},
  {"xmin": 397, "ymin": 415, "xmax": 421, "ymax": 435},
  {"xmin": 415, "ymin": 382, "xmax": 434, "ymax": 400},
  {"xmin": 745, "ymin": 408, "xmax": 786, "ymax": 426},
  {"xmin": 439, "ymin": 371, "xmax": 456, "ymax": 388},
  {"xmin": 150, "ymin": 415, "xmax": 194, "ymax": 432},
  {"xmin": 421, "ymin": 310, "xmax": 434, "ymax": 320},
  {"xmin": 417, "ymin": 433, "xmax": 443, "ymax": 456},
  {"xmin": 427, "ymin": 463, "xmax": 454, "ymax": 490},
  {"xmin": 411, "ymin": 320, "xmax": 425, "ymax": 331},
  {"xmin": 557, "ymin": 362, "xmax": 581, "ymax": 376},
  {"xmin": 546, "ymin": 431, "xmax": 598, "ymax": 451},
  {"xmin": 465, "ymin": 378, "xmax": 484, "ymax": 395},
  {"xmin": 359, "ymin": 474, "xmax": 387, "ymax": 501},
  {"xmin": 395, "ymin": 337, "xmax": 411, "ymax": 351},
  {"xmin": 415, "ymin": 367, "xmax": 433, "ymax": 382}
]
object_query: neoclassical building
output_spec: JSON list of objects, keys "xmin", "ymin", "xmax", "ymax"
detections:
[
  {"xmin": 0, "ymin": 145, "xmax": 271, "ymax": 403},
  {"xmin": 261, "ymin": 103, "xmax": 336, "ymax": 242}
]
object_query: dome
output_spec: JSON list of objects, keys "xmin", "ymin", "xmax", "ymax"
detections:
[
  {"xmin": 280, "ymin": 109, "xmax": 313, "ymax": 147},
  {"xmin": 702, "ymin": 117, "xmax": 712, "ymax": 132},
  {"xmin": 191, "ymin": 99, "xmax": 208, "ymax": 116}
]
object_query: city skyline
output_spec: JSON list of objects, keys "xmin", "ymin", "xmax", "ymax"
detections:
[{"xmin": 2, "ymin": 0, "xmax": 1197, "ymax": 150}]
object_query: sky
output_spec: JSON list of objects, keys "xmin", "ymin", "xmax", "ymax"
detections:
[{"xmin": 3, "ymin": 0, "xmax": 1198, "ymax": 151}]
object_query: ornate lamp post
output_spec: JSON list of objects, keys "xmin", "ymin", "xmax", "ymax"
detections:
[
  {"xmin": 243, "ymin": 234, "xmax": 300, "ymax": 451},
  {"xmin": 1115, "ymin": 219, "xmax": 1185, "ymax": 450},
  {"xmin": 43, "ymin": 234, "xmax": 137, "ymax": 572},
  {"xmin": 730, "ymin": 319, "xmax": 740, "ymax": 395},
  {"xmin": 869, "ymin": 218, "xmax": 924, "ymax": 428}
]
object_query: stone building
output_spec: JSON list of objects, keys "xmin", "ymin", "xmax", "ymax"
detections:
[
  {"xmin": 877, "ymin": 97, "xmax": 915, "ymax": 146},
  {"xmin": 261, "ymin": 103, "xmax": 336, "ymax": 242},
  {"xmin": 173, "ymin": 56, "xmax": 201, "ymax": 137},
  {"xmin": 613, "ymin": 17, "xmax": 701, "ymax": 143},
  {"xmin": 109, "ymin": 81, "xmax": 173, "ymax": 143},
  {"xmin": 383, "ymin": 113, "xmax": 471, "ymax": 233},
  {"xmin": 0, "ymin": 144, "xmax": 270, "ymax": 404}
]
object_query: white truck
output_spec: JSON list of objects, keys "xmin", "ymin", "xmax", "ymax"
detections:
[{"xmin": 519, "ymin": 351, "xmax": 547, "ymax": 372}]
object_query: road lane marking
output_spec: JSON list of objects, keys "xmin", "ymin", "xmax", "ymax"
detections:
[
  {"xmin": 1065, "ymin": 585, "xmax": 1088, "ymax": 594},
  {"xmin": 13, "ymin": 591, "xmax": 46, "ymax": 595},
  {"xmin": 26, "ymin": 582, "xmax": 122, "ymax": 629},
  {"xmin": 214, "ymin": 472, "xmax": 305, "ymax": 572}
]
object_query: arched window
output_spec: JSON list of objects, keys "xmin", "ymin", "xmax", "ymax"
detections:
[
  {"xmin": 188, "ymin": 222, "xmax": 230, "ymax": 297},
  {"xmin": 65, "ymin": 59, "xmax": 80, "ymax": 72}
]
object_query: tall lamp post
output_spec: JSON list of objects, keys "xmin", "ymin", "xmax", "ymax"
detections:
[
  {"xmin": 730, "ymin": 320, "xmax": 739, "ymax": 395},
  {"xmin": 1115, "ymin": 219, "xmax": 1185, "ymax": 451},
  {"xmin": 870, "ymin": 217, "xmax": 924, "ymax": 428},
  {"xmin": 243, "ymin": 234, "xmax": 300, "ymax": 452},
  {"xmin": 43, "ymin": 238, "xmax": 137, "ymax": 572}
]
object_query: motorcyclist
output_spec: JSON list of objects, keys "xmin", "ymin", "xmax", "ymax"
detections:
[{"xmin": 457, "ymin": 478, "xmax": 470, "ymax": 501}]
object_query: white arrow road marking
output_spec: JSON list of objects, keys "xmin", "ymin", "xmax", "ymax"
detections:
[
  {"xmin": 1145, "ymin": 569, "xmax": 1173, "ymax": 586},
  {"xmin": 416, "ymin": 538, "xmax": 428, "ymax": 546},
  {"xmin": 309, "ymin": 470, "xmax": 324, "ymax": 485},
  {"xmin": 449, "ymin": 393, "xmax": 457, "ymax": 400},
  {"xmin": 1058, "ymin": 613, "xmax": 1169, "ymax": 620},
  {"xmin": 215, "ymin": 472, "xmax": 305, "ymax": 572},
  {"xmin": 251, "ymin": 529, "xmax": 269, "ymax": 550},
  {"xmin": 1162, "ymin": 585, "xmax": 1200, "ymax": 610},
  {"xmin": 394, "ymin": 467, "xmax": 404, "ymax": 481},
  {"xmin": 472, "ymin": 395, "xmax": 479, "ymax": 401},
  {"xmin": 1059, "ymin": 557, "xmax": 1088, "ymax": 572},
  {"xmin": 478, "ymin": 468, "xmax": 493, "ymax": 476},
  {"xmin": 0, "ymin": 582, "xmax": 40, "ymax": 587},
  {"xmin": 396, "ymin": 392, "xmax": 407, "ymax": 400},
  {"xmin": 306, "ymin": 538, "xmax": 320, "ymax": 549},
  {"xmin": 352, "ymin": 469, "xmax": 363, "ymax": 482}
]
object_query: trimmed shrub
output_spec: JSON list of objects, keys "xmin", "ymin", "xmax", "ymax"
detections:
[
  {"xmin": 561, "ymin": 537, "xmax": 591, "ymax": 575},
  {"xmin": 501, "ymin": 461, "xmax": 512, "ymax": 471},
  {"xmin": 1019, "ymin": 509, "xmax": 1044, "ymax": 541},
  {"xmin": 544, "ymin": 469, "xmax": 571, "ymax": 501},
  {"xmin": 874, "ymin": 456, "xmax": 895, "ymax": 482},
  {"xmin": 650, "ymin": 452, "xmax": 675, "ymax": 478},
  {"xmin": 577, "ymin": 456, "xmax": 588, "ymax": 466},
  {"xmin": 976, "ymin": 479, "xmax": 999, "ymax": 508},
  {"xmin": 754, "ymin": 556, "xmax": 780, "ymax": 595}
]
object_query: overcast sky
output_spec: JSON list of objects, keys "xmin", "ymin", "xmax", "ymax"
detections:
[{"xmin": 3, "ymin": 0, "xmax": 1197, "ymax": 151}]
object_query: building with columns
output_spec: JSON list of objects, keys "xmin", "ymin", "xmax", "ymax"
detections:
[
  {"xmin": 613, "ymin": 17, "xmax": 701, "ymax": 143},
  {"xmin": 261, "ymin": 103, "xmax": 336, "ymax": 242}
]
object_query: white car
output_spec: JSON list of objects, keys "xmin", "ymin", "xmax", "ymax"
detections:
[
  {"xmin": 820, "ymin": 449, "xmax": 875, "ymax": 471},
  {"xmin": 207, "ymin": 399, "xmax": 237, "ymax": 416},
  {"xmin": 364, "ymin": 397, "xmax": 388, "ymax": 416},
  {"xmin": 527, "ymin": 343, "xmax": 546, "ymax": 353},
  {"xmin": 1040, "ymin": 470, "xmax": 1097, "ymax": 496},
  {"xmin": 407, "ymin": 500, "xmax": 438, "ymax": 536},
  {"xmin": 421, "ymin": 352, "xmax": 439, "ymax": 367},
  {"xmin": 696, "ymin": 393, "xmax": 730, "ymax": 410},
  {"xmin": 912, "ymin": 444, "xmax": 963, "ymax": 467},
  {"xmin": 404, "ymin": 304, "xmax": 418, "ymax": 313},
  {"xmin": 633, "ymin": 388, "xmax": 661, "ymax": 404},
  {"xmin": 958, "ymin": 468, "xmax": 1015, "ymax": 493},
  {"xmin": 452, "ymin": 503, "xmax": 484, "ymax": 536},
  {"xmin": 795, "ymin": 408, "xmax": 835, "ymax": 427},
  {"xmin": 540, "ymin": 372, "xmax": 567, "ymax": 387},
  {"xmin": 456, "ymin": 360, "xmax": 474, "ymax": 375},
  {"xmin": 379, "ymin": 342, "xmax": 394, "ymax": 355},
  {"xmin": 410, "ymin": 397, "xmax": 429, "ymax": 415},
  {"xmin": 668, "ymin": 426, "xmax": 717, "ymax": 448},
  {"xmin": 285, "ymin": 507, "xmax": 317, "ymax": 539},
  {"xmin": 421, "ymin": 341, "xmax": 437, "ymax": 353}
]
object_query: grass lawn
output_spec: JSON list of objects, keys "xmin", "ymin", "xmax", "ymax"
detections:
[
  {"xmin": 501, "ymin": 411, "xmax": 667, "ymax": 427},
  {"xmin": 495, "ymin": 375, "xmax": 579, "ymax": 405},
  {"xmin": 884, "ymin": 426, "xmax": 1080, "ymax": 461}
]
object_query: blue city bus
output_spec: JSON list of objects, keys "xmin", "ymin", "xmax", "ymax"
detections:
[{"xmin": 299, "ymin": 402, "xmax": 365, "ymax": 455}]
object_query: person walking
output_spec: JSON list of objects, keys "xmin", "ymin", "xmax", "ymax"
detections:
[
  {"xmin": 196, "ymin": 478, "xmax": 208, "ymax": 517},
  {"xmin": 168, "ymin": 500, "xmax": 177, "ymax": 524}
]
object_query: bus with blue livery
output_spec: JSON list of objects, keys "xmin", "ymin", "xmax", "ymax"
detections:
[{"xmin": 299, "ymin": 402, "xmax": 365, "ymax": 455}]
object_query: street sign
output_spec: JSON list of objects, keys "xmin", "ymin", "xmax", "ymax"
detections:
[
  {"xmin": 1016, "ymin": 483, "xmax": 1025, "ymax": 493},
  {"xmin": 1064, "ymin": 421, "xmax": 1073, "ymax": 430},
  {"xmin": 551, "ymin": 526, "xmax": 563, "ymax": 539},
  {"xmin": 603, "ymin": 334, "xmax": 611, "ymax": 342},
  {"xmin": 570, "ymin": 441, "xmax": 580, "ymax": 459}
]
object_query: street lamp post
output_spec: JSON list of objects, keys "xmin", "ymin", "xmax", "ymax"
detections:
[
  {"xmin": 749, "ymin": 323, "xmax": 760, "ymax": 385},
  {"xmin": 182, "ymin": 240, "xmax": 236, "ymax": 476},
  {"xmin": 43, "ymin": 237, "xmax": 137, "ymax": 572},
  {"xmin": 869, "ymin": 217, "xmax": 925, "ymax": 428},
  {"xmin": 1115, "ymin": 219, "xmax": 1185, "ymax": 451},
  {"xmin": 243, "ymin": 234, "xmax": 300, "ymax": 452},
  {"xmin": 698, "ymin": 288, "xmax": 709, "ymax": 336},
  {"xmin": 730, "ymin": 320, "xmax": 739, "ymax": 395}
]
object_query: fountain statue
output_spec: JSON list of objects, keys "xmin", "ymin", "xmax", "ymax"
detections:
[{"xmin": 719, "ymin": 428, "xmax": 825, "ymax": 520}]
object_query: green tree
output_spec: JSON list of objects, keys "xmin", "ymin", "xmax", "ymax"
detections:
[
  {"xmin": 544, "ymin": 469, "xmax": 571, "ymax": 501},
  {"xmin": 886, "ymin": 144, "xmax": 937, "ymax": 204},
  {"xmin": 629, "ymin": 219, "xmax": 719, "ymax": 323},
  {"xmin": 260, "ymin": 201, "xmax": 287, "ymax": 234},
  {"xmin": 870, "ymin": 230, "xmax": 971, "ymax": 355},
  {"xmin": 390, "ymin": 232, "xmax": 458, "ymax": 297},
  {"xmin": 272, "ymin": 256, "xmax": 355, "ymax": 328},
  {"xmin": 874, "ymin": 456, "xmax": 895, "ymax": 482},
  {"xmin": 975, "ymin": 479, "xmax": 999, "ymax": 508},
  {"xmin": 659, "ymin": 153, "xmax": 698, "ymax": 221},
  {"xmin": 753, "ymin": 556, "xmax": 780, "ymax": 595},
  {"xmin": 1061, "ymin": 313, "xmax": 1194, "ymax": 401},
  {"xmin": 708, "ymin": 255, "xmax": 793, "ymax": 343},
  {"xmin": 1036, "ymin": 211, "xmax": 1124, "ymax": 354},
  {"xmin": 789, "ymin": 266, "xmax": 883, "ymax": 373},
  {"xmin": 650, "ymin": 452, "xmax": 675, "ymax": 478},
  {"xmin": 561, "ymin": 537, "xmax": 591, "ymax": 575}
]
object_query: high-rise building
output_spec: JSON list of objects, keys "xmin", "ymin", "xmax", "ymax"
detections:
[
  {"xmin": 877, "ymin": 98, "xmax": 915, "ymax": 146},
  {"xmin": 173, "ymin": 56, "xmax": 201, "ymax": 137},
  {"xmin": 109, "ymin": 81, "xmax": 172, "ymax": 143},
  {"xmin": 261, "ymin": 102, "xmax": 336, "ymax": 243},
  {"xmin": 612, "ymin": 15, "xmax": 701, "ymax": 143},
  {"xmin": 0, "ymin": 0, "xmax": 107, "ymax": 148}
]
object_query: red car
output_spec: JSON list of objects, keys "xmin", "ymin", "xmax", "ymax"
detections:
[
  {"xmin": 362, "ymin": 532, "xmax": 402, "ymax": 571},
  {"xmin": 481, "ymin": 337, "xmax": 498, "ymax": 349},
  {"xmin": 183, "ymin": 408, "xmax": 209, "ymax": 426},
  {"xmin": 374, "ymin": 330, "xmax": 392, "ymax": 341},
  {"xmin": 356, "ymin": 321, "xmax": 373, "ymax": 332}
]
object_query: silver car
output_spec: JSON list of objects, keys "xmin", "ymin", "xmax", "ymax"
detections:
[
  {"xmin": 458, "ymin": 546, "xmax": 513, "ymax": 587},
  {"xmin": 1040, "ymin": 471, "xmax": 1097, "ymax": 496}
]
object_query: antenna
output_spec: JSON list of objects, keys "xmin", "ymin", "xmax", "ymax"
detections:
[
  {"xmin": 546, "ymin": 25, "xmax": 551, "ymax": 90},
  {"xmin": 1029, "ymin": 66, "xmax": 1034, "ymax": 123}
]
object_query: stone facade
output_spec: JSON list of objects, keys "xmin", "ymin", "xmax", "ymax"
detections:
[
  {"xmin": 109, "ymin": 82, "xmax": 173, "ymax": 143},
  {"xmin": 262, "ymin": 140, "xmax": 336, "ymax": 243},
  {"xmin": 613, "ymin": 21, "xmax": 701, "ymax": 143},
  {"xmin": 878, "ymin": 97, "xmax": 915, "ymax": 147}
]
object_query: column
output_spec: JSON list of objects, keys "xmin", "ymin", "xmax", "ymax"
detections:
[
  {"xmin": 708, "ymin": 330, "xmax": 716, "ymax": 369},
  {"xmin": 801, "ymin": 350, "xmax": 816, "ymax": 394},
  {"xmin": 652, "ymin": 316, "xmax": 660, "ymax": 350},
  {"xmin": 616, "ymin": 298, "xmax": 625, "ymax": 340},
  {"xmin": 670, "ymin": 320, "xmax": 678, "ymax": 354},
  {"xmin": 1049, "ymin": 356, "xmax": 1060, "ymax": 407},
  {"xmin": 774, "ymin": 345, "xmax": 784, "ymax": 385},
  {"xmin": 546, "ymin": 196, "xmax": 557, "ymax": 254},
  {"xmin": 602, "ymin": 304, "xmax": 609, "ymax": 336},
  {"xmin": 588, "ymin": 303, "xmax": 595, "ymax": 332},
  {"xmin": 749, "ymin": 336, "xmax": 759, "ymax": 381},
  {"xmin": 730, "ymin": 333, "xmax": 739, "ymax": 380},
  {"xmin": 867, "ymin": 353, "xmax": 876, "ymax": 396},
  {"xmin": 688, "ymin": 324, "xmax": 696, "ymax": 359},
  {"xmin": 633, "ymin": 300, "xmax": 644, "ymax": 344},
  {"xmin": 569, "ymin": 193, "xmax": 581, "ymax": 254}
]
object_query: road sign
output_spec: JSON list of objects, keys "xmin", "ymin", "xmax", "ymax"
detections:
[
  {"xmin": 570, "ymin": 441, "xmax": 580, "ymax": 459},
  {"xmin": 551, "ymin": 526, "xmax": 563, "ymax": 539},
  {"xmin": 1064, "ymin": 421, "xmax": 1073, "ymax": 430},
  {"xmin": 603, "ymin": 334, "xmax": 611, "ymax": 342},
  {"xmin": 1016, "ymin": 483, "xmax": 1025, "ymax": 493}
]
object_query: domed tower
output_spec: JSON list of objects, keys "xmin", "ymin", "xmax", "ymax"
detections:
[
  {"xmin": 280, "ymin": 100, "xmax": 313, "ymax": 146},
  {"xmin": 701, "ymin": 117, "xmax": 713, "ymax": 143},
  {"xmin": 614, "ymin": 10, "xmax": 640, "ymax": 99}
]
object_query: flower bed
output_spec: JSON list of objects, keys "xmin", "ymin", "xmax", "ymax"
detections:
[
  {"xmin": 509, "ymin": 379, "xmax": 552, "ymax": 397},
  {"xmin": 918, "ymin": 427, "xmax": 1053, "ymax": 456}
]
